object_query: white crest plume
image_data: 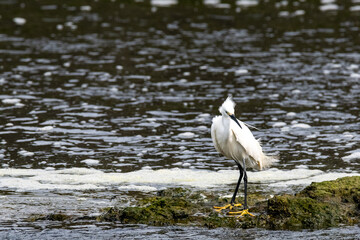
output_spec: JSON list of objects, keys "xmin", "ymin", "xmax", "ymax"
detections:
[{"xmin": 220, "ymin": 95, "xmax": 236, "ymax": 115}]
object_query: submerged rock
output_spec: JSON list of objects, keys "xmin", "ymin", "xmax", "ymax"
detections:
[{"xmin": 98, "ymin": 176, "xmax": 360, "ymax": 230}]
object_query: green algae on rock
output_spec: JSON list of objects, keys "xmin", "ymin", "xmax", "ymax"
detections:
[
  {"xmin": 98, "ymin": 187, "xmax": 223, "ymax": 227},
  {"xmin": 266, "ymin": 176, "xmax": 360, "ymax": 230},
  {"xmin": 101, "ymin": 196, "xmax": 194, "ymax": 225},
  {"xmin": 267, "ymin": 195, "xmax": 344, "ymax": 229},
  {"xmin": 299, "ymin": 176, "xmax": 360, "ymax": 204},
  {"xmin": 95, "ymin": 177, "xmax": 360, "ymax": 230}
]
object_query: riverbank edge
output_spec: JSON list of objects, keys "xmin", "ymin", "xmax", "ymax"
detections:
[{"xmin": 31, "ymin": 176, "xmax": 360, "ymax": 230}]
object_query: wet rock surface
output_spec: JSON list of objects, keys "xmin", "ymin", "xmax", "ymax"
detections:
[{"xmin": 96, "ymin": 176, "xmax": 360, "ymax": 230}]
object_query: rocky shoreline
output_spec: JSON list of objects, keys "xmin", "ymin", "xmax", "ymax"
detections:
[
  {"xmin": 99, "ymin": 176, "xmax": 360, "ymax": 230},
  {"xmin": 31, "ymin": 176, "xmax": 360, "ymax": 230}
]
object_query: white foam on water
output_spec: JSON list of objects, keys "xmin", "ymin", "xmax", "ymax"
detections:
[
  {"xmin": 38, "ymin": 126, "xmax": 54, "ymax": 131},
  {"xmin": 348, "ymin": 64, "xmax": 359, "ymax": 70},
  {"xmin": 286, "ymin": 112, "xmax": 296, "ymax": 117},
  {"xmin": 292, "ymin": 89, "xmax": 301, "ymax": 94},
  {"xmin": 13, "ymin": 17, "xmax": 26, "ymax": 25},
  {"xmin": 342, "ymin": 151, "xmax": 360, "ymax": 162},
  {"xmin": 350, "ymin": 72, "xmax": 360, "ymax": 78},
  {"xmin": 80, "ymin": 5, "xmax": 91, "ymax": 11},
  {"xmin": 234, "ymin": 68, "xmax": 249, "ymax": 75},
  {"xmin": 291, "ymin": 123, "xmax": 311, "ymax": 128},
  {"xmin": 294, "ymin": 10, "xmax": 305, "ymax": 16},
  {"xmin": 268, "ymin": 172, "xmax": 360, "ymax": 188},
  {"xmin": 273, "ymin": 122, "xmax": 286, "ymax": 127},
  {"xmin": 81, "ymin": 159, "xmax": 100, "ymax": 166},
  {"xmin": 0, "ymin": 177, "xmax": 100, "ymax": 191},
  {"xmin": 151, "ymin": 0, "xmax": 177, "ymax": 7},
  {"xmin": 18, "ymin": 150, "xmax": 34, "ymax": 157},
  {"xmin": 350, "ymin": 5, "xmax": 360, "ymax": 11},
  {"xmin": 0, "ymin": 167, "xmax": 358, "ymax": 193},
  {"xmin": 204, "ymin": 0, "xmax": 220, "ymax": 5},
  {"xmin": 279, "ymin": 11, "xmax": 289, "ymax": 17},
  {"xmin": 236, "ymin": 0, "xmax": 258, "ymax": 7},
  {"xmin": 320, "ymin": 4, "xmax": 339, "ymax": 11},
  {"xmin": 178, "ymin": 132, "xmax": 196, "ymax": 139},
  {"xmin": 2, "ymin": 98, "xmax": 21, "ymax": 104},
  {"xmin": 118, "ymin": 185, "xmax": 158, "ymax": 192}
]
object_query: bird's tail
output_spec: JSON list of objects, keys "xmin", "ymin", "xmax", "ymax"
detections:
[{"xmin": 257, "ymin": 153, "xmax": 278, "ymax": 170}]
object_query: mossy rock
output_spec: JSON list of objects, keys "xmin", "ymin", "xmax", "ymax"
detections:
[
  {"xmin": 265, "ymin": 176, "xmax": 360, "ymax": 229},
  {"xmin": 26, "ymin": 177, "xmax": 360, "ymax": 229},
  {"xmin": 299, "ymin": 176, "xmax": 360, "ymax": 204},
  {"xmin": 203, "ymin": 212, "xmax": 238, "ymax": 229},
  {"xmin": 99, "ymin": 188, "xmax": 203, "ymax": 226},
  {"xmin": 97, "ymin": 177, "xmax": 360, "ymax": 230},
  {"xmin": 267, "ymin": 195, "xmax": 345, "ymax": 230}
]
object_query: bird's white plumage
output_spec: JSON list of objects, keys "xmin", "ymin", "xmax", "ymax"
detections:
[
  {"xmin": 211, "ymin": 96, "xmax": 275, "ymax": 170},
  {"xmin": 219, "ymin": 97, "xmax": 236, "ymax": 115}
]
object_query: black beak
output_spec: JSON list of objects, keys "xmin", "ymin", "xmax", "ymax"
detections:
[{"xmin": 230, "ymin": 114, "xmax": 242, "ymax": 129}]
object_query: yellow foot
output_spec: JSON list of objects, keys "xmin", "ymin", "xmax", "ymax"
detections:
[
  {"xmin": 228, "ymin": 209, "xmax": 255, "ymax": 217},
  {"xmin": 213, "ymin": 203, "xmax": 242, "ymax": 212}
]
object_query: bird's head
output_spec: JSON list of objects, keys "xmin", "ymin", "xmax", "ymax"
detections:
[
  {"xmin": 219, "ymin": 95, "xmax": 235, "ymax": 116},
  {"xmin": 219, "ymin": 95, "xmax": 242, "ymax": 129}
]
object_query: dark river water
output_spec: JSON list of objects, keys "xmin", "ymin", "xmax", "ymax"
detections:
[{"xmin": 0, "ymin": 0, "xmax": 359, "ymax": 238}]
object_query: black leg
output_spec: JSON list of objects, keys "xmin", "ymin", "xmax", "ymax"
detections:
[
  {"xmin": 230, "ymin": 162, "xmax": 244, "ymax": 205},
  {"xmin": 243, "ymin": 158, "xmax": 248, "ymax": 209}
]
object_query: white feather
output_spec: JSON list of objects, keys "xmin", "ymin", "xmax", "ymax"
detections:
[{"xmin": 211, "ymin": 98, "xmax": 276, "ymax": 170}]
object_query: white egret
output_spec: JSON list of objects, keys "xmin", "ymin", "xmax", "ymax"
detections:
[{"xmin": 211, "ymin": 96, "xmax": 276, "ymax": 216}]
